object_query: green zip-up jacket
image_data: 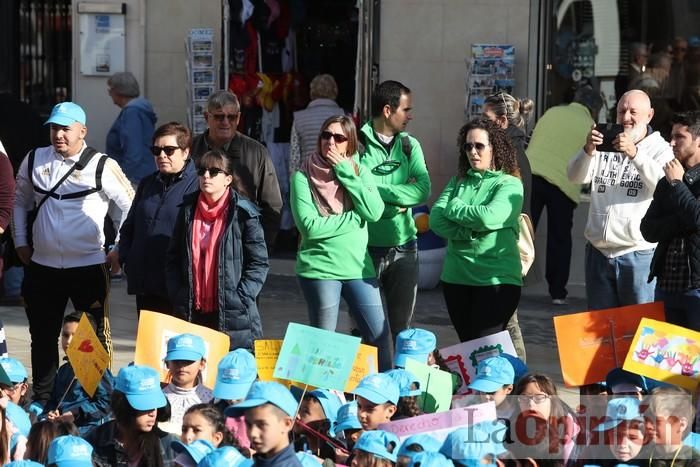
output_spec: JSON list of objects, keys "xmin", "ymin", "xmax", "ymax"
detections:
[
  {"xmin": 359, "ymin": 122, "xmax": 431, "ymax": 247},
  {"xmin": 291, "ymin": 156, "xmax": 384, "ymax": 279},
  {"xmin": 430, "ymin": 170, "xmax": 523, "ymax": 286}
]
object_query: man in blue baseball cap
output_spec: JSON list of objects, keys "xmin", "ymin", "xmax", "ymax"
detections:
[{"xmin": 12, "ymin": 100, "xmax": 134, "ymax": 406}]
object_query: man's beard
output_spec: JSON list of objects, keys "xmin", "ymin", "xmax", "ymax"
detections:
[{"xmin": 625, "ymin": 123, "xmax": 648, "ymax": 143}]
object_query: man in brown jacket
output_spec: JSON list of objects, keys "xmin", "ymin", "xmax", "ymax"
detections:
[{"xmin": 191, "ymin": 90, "xmax": 282, "ymax": 248}]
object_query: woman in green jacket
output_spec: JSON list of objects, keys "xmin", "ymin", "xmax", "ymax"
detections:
[
  {"xmin": 290, "ymin": 115, "xmax": 393, "ymax": 370},
  {"xmin": 430, "ymin": 118, "xmax": 523, "ymax": 342}
]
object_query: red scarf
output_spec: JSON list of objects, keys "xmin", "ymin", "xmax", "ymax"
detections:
[{"xmin": 191, "ymin": 189, "xmax": 230, "ymax": 313}]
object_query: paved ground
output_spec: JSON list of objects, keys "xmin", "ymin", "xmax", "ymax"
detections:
[{"xmin": 0, "ymin": 257, "xmax": 588, "ymax": 401}]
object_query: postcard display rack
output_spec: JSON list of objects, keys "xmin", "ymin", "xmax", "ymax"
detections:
[
  {"xmin": 186, "ymin": 28, "xmax": 216, "ymax": 134},
  {"xmin": 465, "ymin": 44, "xmax": 515, "ymax": 120}
]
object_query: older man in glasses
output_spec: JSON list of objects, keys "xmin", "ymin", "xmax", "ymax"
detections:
[
  {"xmin": 191, "ymin": 90, "xmax": 282, "ymax": 248},
  {"xmin": 359, "ymin": 80, "xmax": 431, "ymax": 342}
]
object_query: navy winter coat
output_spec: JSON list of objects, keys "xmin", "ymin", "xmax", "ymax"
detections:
[
  {"xmin": 118, "ymin": 160, "xmax": 199, "ymax": 299},
  {"xmin": 166, "ymin": 189, "xmax": 269, "ymax": 351}
]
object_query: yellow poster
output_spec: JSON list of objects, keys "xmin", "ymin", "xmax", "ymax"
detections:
[
  {"xmin": 66, "ymin": 313, "xmax": 110, "ymax": 397},
  {"xmin": 623, "ymin": 318, "xmax": 700, "ymax": 391},
  {"xmin": 134, "ymin": 310, "xmax": 231, "ymax": 388},
  {"xmin": 255, "ymin": 339, "xmax": 377, "ymax": 392}
]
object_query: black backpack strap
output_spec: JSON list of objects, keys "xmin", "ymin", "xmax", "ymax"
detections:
[
  {"xmin": 56, "ymin": 152, "xmax": 107, "ymax": 200},
  {"xmin": 33, "ymin": 147, "xmax": 102, "ymax": 200},
  {"xmin": 401, "ymin": 135, "xmax": 412, "ymax": 161},
  {"xmin": 27, "ymin": 149, "xmax": 36, "ymax": 181}
]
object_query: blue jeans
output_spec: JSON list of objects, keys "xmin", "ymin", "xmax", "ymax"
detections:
[
  {"xmin": 655, "ymin": 288, "xmax": 700, "ymax": 331},
  {"xmin": 369, "ymin": 240, "xmax": 418, "ymax": 341},
  {"xmin": 585, "ymin": 243, "xmax": 656, "ymax": 310},
  {"xmin": 298, "ymin": 277, "xmax": 393, "ymax": 371}
]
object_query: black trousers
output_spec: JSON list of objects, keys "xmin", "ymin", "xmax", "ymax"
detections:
[
  {"xmin": 22, "ymin": 261, "xmax": 112, "ymax": 402},
  {"xmin": 530, "ymin": 175, "xmax": 577, "ymax": 300},
  {"xmin": 136, "ymin": 294, "xmax": 174, "ymax": 318},
  {"xmin": 442, "ymin": 282, "xmax": 521, "ymax": 342}
]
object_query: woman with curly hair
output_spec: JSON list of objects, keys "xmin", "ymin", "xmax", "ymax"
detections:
[{"xmin": 430, "ymin": 118, "xmax": 523, "ymax": 341}]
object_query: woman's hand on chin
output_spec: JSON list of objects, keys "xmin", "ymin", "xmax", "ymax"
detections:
[{"xmin": 324, "ymin": 147, "xmax": 347, "ymax": 166}]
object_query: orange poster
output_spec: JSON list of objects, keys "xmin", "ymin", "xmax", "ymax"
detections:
[
  {"xmin": 134, "ymin": 310, "xmax": 231, "ymax": 388},
  {"xmin": 553, "ymin": 302, "xmax": 665, "ymax": 387}
]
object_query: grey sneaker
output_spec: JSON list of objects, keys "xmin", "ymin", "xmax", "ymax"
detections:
[{"xmin": 552, "ymin": 298, "xmax": 568, "ymax": 305}]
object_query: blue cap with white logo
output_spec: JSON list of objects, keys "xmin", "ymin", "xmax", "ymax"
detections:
[
  {"xmin": 213, "ymin": 349, "xmax": 257, "ymax": 401},
  {"xmin": 394, "ymin": 328, "xmax": 437, "ymax": 368},
  {"xmin": 0, "ymin": 357, "xmax": 28, "ymax": 383},
  {"xmin": 225, "ymin": 381, "xmax": 298, "ymax": 418},
  {"xmin": 468, "ymin": 356, "xmax": 515, "ymax": 393},
  {"xmin": 165, "ymin": 333, "xmax": 206, "ymax": 362},
  {"xmin": 353, "ymin": 373, "xmax": 400, "ymax": 405},
  {"xmin": 48, "ymin": 435, "xmax": 94, "ymax": 467},
  {"xmin": 355, "ymin": 430, "xmax": 400, "ymax": 463},
  {"xmin": 593, "ymin": 397, "xmax": 643, "ymax": 432},
  {"xmin": 45, "ymin": 102, "xmax": 86, "ymax": 126},
  {"xmin": 115, "ymin": 365, "xmax": 167, "ymax": 411},
  {"xmin": 172, "ymin": 439, "xmax": 216, "ymax": 465},
  {"xmin": 197, "ymin": 446, "xmax": 253, "ymax": 467},
  {"xmin": 334, "ymin": 401, "xmax": 362, "ymax": 435},
  {"xmin": 386, "ymin": 369, "xmax": 421, "ymax": 397}
]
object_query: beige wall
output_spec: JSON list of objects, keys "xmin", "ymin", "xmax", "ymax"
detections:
[
  {"xmin": 379, "ymin": 0, "xmax": 531, "ymax": 200},
  {"xmin": 71, "ymin": 0, "xmax": 220, "ymax": 152}
]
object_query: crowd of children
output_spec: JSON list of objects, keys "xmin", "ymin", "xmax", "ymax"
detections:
[{"xmin": 0, "ymin": 316, "xmax": 698, "ymax": 467}]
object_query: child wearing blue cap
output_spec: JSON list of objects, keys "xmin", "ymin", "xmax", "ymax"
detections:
[
  {"xmin": 180, "ymin": 403, "xmax": 234, "ymax": 448},
  {"xmin": 85, "ymin": 365, "xmax": 178, "ymax": 466},
  {"xmin": 226, "ymin": 381, "xmax": 303, "ymax": 466},
  {"xmin": 440, "ymin": 421, "xmax": 507, "ymax": 467},
  {"xmin": 162, "ymin": 333, "xmax": 214, "ymax": 434},
  {"xmin": 468, "ymin": 356, "xmax": 515, "ymax": 419},
  {"xmin": 293, "ymin": 388, "xmax": 345, "ymax": 461},
  {"xmin": 0, "ymin": 357, "xmax": 29, "ymax": 406},
  {"xmin": 386, "ymin": 369, "xmax": 423, "ymax": 420},
  {"xmin": 42, "ymin": 312, "xmax": 115, "ymax": 436},
  {"xmin": 353, "ymin": 430, "xmax": 400, "ymax": 466},
  {"xmin": 24, "ymin": 419, "xmax": 79, "ymax": 464},
  {"xmin": 47, "ymin": 435, "xmax": 93, "ymax": 467},
  {"xmin": 197, "ymin": 445, "xmax": 253, "ymax": 467},
  {"xmin": 394, "ymin": 328, "xmax": 437, "ymax": 368},
  {"xmin": 171, "ymin": 438, "xmax": 215, "ymax": 466},
  {"xmin": 5, "ymin": 401, "xmax": 31, "ymax": 462},
  {"xmin": 396, "ymin": 434, "xmax": 442, "ymax": 467},
  {"xmin": 353, "ymin": 373, "xmax": 400, "ymax": 430}
]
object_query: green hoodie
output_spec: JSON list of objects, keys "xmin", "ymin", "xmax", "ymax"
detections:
[
  {"xmin": 359, "ymin": 122, "xmax": 431, "ymax": 247},
  {"xmin": 291, "ymin": 157, "xmax": 384, "ymax": 279},
  {"xmin": 430, "ymin": 170, "xmax": 523, "ymax": 286}
]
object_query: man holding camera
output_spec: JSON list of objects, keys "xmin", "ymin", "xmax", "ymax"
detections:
[{"xmin": 568, "ymin": 89, "xmax": 673, "ymax": 310}]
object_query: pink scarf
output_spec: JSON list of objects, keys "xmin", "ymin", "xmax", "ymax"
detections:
[
  {"xmin": 299, "ymin": 152, "xmax": 355, "ymax": 216},
  {"xmin": 191, "ymin": 189, "xmax": 230, "ymax": 313}
]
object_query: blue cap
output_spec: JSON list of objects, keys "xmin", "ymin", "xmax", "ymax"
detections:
[
  {"xmin": 48, "ymin": 435, "xmax": 94, "ymax": 467},
  {"xmin": 355, "ymin": 430, "xmax": 400, "ymax": 463},
  {"xmin": 499, "ymin": 354, "xmax": 528, "ymax": 385},
  {"xmin": 225, "ymin": 381, "xmax": 298, "ymax": 418},
  {"xmin": 45, "ymin": 102, "xmax": 86, "ymax": 126},
  {"xmin": 593, "ymin": 397, "xmax": 643, "ymax": 432},
  {"xmin": 0, "ymin": 357, "xmax": 28, "ymax": 383},
  {"xmin": 5, "ymin": 402, "xmax": 30, "ymax": 437},
  {"xmin": 468, "ymin": 357, "xmax": 515, "ymax": 393},
  {"xmin": 172, "ymin": 439, "xmax": 216, "ymax": 464},
  {"xmin": 197, "ymin": 446, "xmax": 253, "ymax": 467},
  {"xmin": 439, "ymin": 422, "xmax": 507, "ymax": 466},
  {"xmin": 334, "ymin": 401, "xmax": 362, "ymax": 435},
  {"xmin": 165, "ymin": 333, "xmax": 206, "ymax": 362},
  {"xmin": 308, "ymin": 389, "xmax": 344, "ymax": 430},
  {"xmin": 411, "ymin": 452, "xmax": 454, "ymax": 467},
  {"xmin": 398, "ymin": 434, "xmax": 443, "ymax": 461},
  {"xmin": 353, "ymin": 373, "xmax": 400, "ymax": 405},
  {"xmin": 394, "ymin": 328, "xmax": 437, "ymax": 368},
  {"xmin": 297, "ymin": 452, "xmax": 322, "ymax": 467},
  {"xmin": 5, "ymin": 461, "xmax": 44, "ymax": 467},
  {"xmin": 213, "ymin": 349, "xmax": 257, "ymax": 400},
  {"xmin": 115, "ymin": 365, "xmax": 167, "ymax": 411},
  {"xmin": 386, "ymin": 369, "xmax": 421, "ymax": 397}
]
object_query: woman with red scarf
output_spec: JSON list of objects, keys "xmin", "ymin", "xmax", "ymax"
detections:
[{"xmin": 167, "ymin": 149, "xmax": 269, "ymax": 351}]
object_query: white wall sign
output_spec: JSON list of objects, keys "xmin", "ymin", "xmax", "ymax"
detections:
[{"xmin": 79, "ymin": 13, "xmax": 125, "ymax": 76}]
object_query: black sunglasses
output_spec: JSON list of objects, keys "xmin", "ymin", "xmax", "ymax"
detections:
[
  {"xmin": 320, "ymin": 131, "xmax": 348, "ymax": 143},
  {"xmin": 209, "ymin": 113, "xmax": 238, "ymax": 123},
  {"xmin": 462, "ymin": 142, "xmax": 488, "ymax": 152},
  {"xmin": 371, "ymin": 159, "xmax": 401, "ymax": 176},
  {"xmin": 197, "ymin": 167, "xmax": 228, "ymax": 177},
  {"xmin": 151, "ymin": 145, "xmax": 180, "ymax": 157}
]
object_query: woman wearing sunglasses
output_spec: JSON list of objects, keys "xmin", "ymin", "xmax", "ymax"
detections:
[
  {"xmin": 290, "ymin": 115, "xmax": 393, "ymax": 371},
  {"xmin": 430, "ymin": 118, "xmax": 523, "ymax": 342},
  {"xmin": 166, "ymin": 149, "xmax": 268, "ymax": 351},
  {"xmin": 118, "ymin": 122, "xmax": 199, "ymax": 316}
]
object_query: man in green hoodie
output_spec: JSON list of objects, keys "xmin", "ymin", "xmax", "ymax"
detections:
[{"xmin": 360, "ymin": 81, "xmax": 431, "ymax": 341}]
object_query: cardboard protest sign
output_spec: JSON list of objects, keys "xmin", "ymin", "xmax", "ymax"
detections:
[
  {"xmin": 378, "ymin": 401, "xmax": 497, "ymax": 442},
  {"xmin": 255, "ymin": 340, "xmax": 292, "ymax": 387},
  {"xmin": 134, "ymin": 310, "xmax": 230, "ymax": 388},
  {"xmin": 553, "ymin": 302, "xmax": 665, "ymax": 387},
  {"xmin": 439, "ymin": 331, "xmax": 516, "ymax": 395},
  {"xmin": 66, "ymin": 313, "xmax": 110, "ymax": 397},
  {"xmin": 344, "ymin": 343, "xmax": 378, "ymax": 392},
  {"xmin": 273, "ymin": 323, "xmax": 360, "ymax": 391},
  {"xmin": 623, "ymin": 318, "xmax": 700, "ymax": 391},
  {"xmin": 405, "ymin": 359, "xmax": 453, "ymax": 413}
]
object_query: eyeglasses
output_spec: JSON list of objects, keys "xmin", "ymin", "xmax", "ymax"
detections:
[
  {"xmin": 462, "ymin": 142, "xmax": 489, "ymax": 152},
  {"xmin": 197, "ymin": 167, "xmax": 228, "ymax": 177},
  {"xmin": 518, "ymin": 394, "xmax": 550, "ymax": 404},
  {"xmin": 320, "ymin": 131, "xmax": 349, "ymax": 143},
  {"xmin": 209, "ymin": 113, "xmax": 238, "ymax": 123},
  {"xmin": 151, "ymin": 145, "xmax": 180, "ymax": 157},
  {"xmin": 371, "ymin": 159, "xmax": 401, "ymax": 176}
]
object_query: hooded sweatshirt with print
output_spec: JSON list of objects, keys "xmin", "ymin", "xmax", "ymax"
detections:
[{"xmin": 567, "ymin": 130, "xmax": 673, "ymax": 258}]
